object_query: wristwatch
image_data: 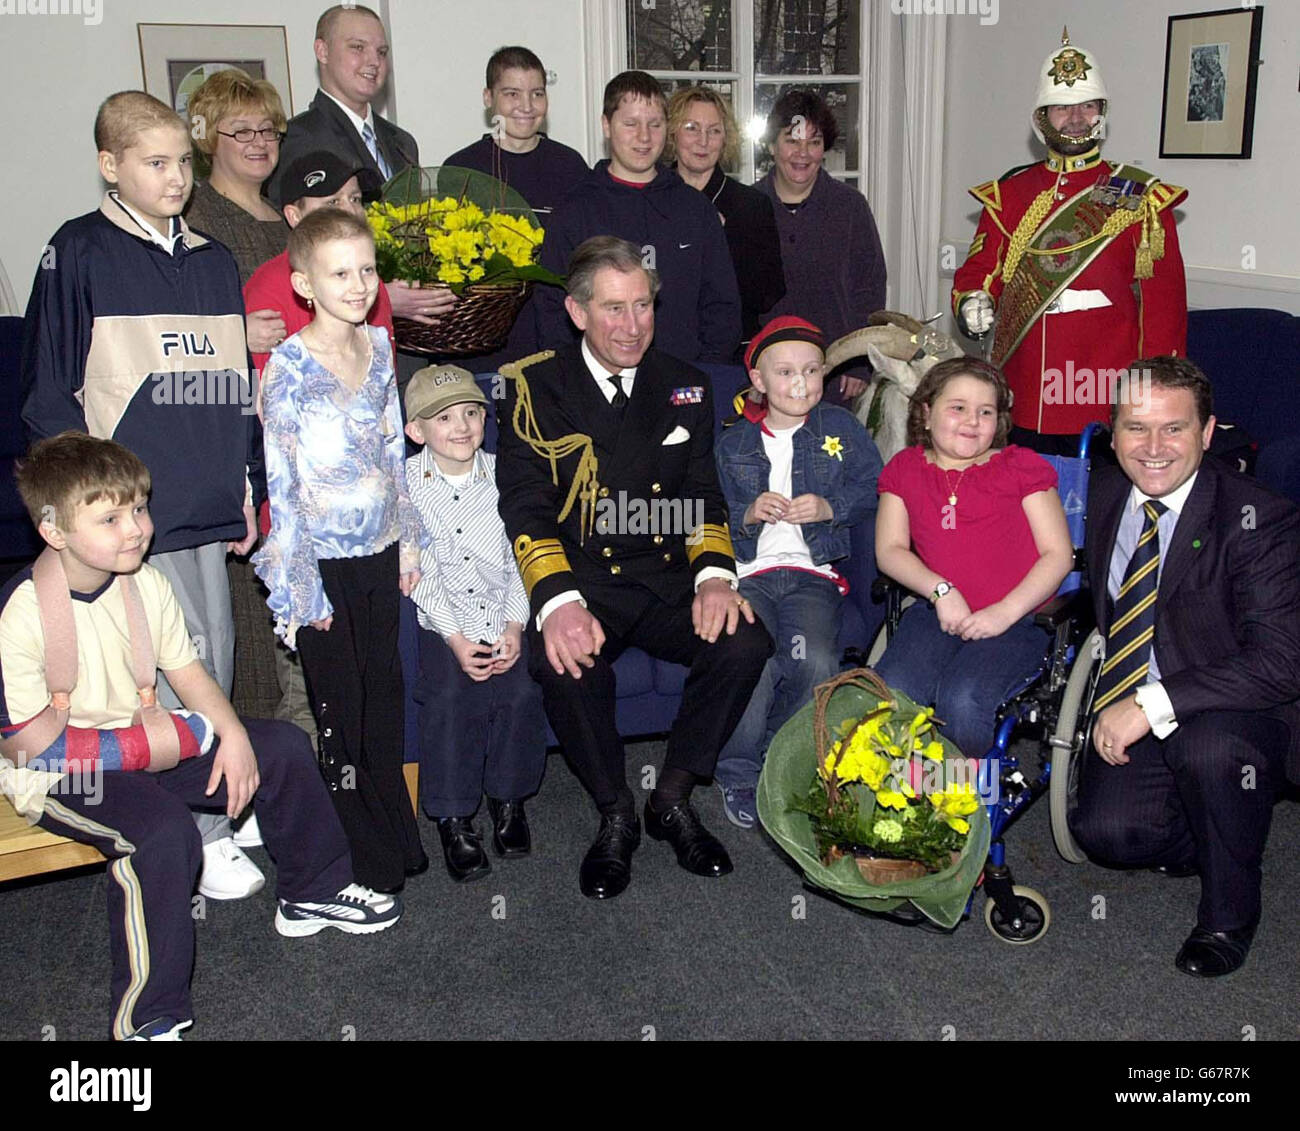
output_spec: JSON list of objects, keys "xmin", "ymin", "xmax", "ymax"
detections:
[
  {"xmin": 1133, "ymin": 687, "xmax": 1146, "ymax": 711},
  {"xmin": 931, "ymin": 581, "xmax": 954, "ymax": 604}
]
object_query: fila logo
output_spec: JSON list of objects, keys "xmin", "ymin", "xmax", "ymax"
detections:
[{"xmin": 160, "ymin": 331, "xmax": 216, "ymax": 358}]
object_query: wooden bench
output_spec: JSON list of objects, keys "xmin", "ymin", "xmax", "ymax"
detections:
[
  {"xmin": 0, "ymin": 794, "xmax": 105, "ymax": 883},
  {"xmin": 0, "ymin": 764, "xmax": 421, "ymax": 884}
]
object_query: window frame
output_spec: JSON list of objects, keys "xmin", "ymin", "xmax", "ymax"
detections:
[{"xmin": 620, "ymin": 0, "xmax": 870, "ymax": 187}]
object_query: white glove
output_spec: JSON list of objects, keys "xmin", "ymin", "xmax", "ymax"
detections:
[{"xmin": 959, "ymin": 291, "xmax": 995, "ymax": 337}]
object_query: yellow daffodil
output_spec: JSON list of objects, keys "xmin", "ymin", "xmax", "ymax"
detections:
[
  {"xmin": 875, "ymin": 789, "xmax": 909, "ymax": 812},
  {"xmin": 821, "ymin": 435, "xmax": 844, "ymax": 461},
  {"xmin": 946, "ymin": 817, "xmax": 970, "ymax": 835}
]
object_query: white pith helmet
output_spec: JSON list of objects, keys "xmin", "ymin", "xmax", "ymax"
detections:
[{"xmin": 1031, "ymin": 27, "xmax": 1108, "ymax": 142}]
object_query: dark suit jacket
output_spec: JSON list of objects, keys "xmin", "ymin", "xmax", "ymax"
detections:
[
  {"xmin": 266, "ymin": 89, "xmax": 419, "ymax": 208},
  {"xmin": 1086, "ymin": 456, "xmax": 1300, "ymax": 770},
  {"xmin": 495, "ymin": 345, "xmax": 735, "ymax": 619}
]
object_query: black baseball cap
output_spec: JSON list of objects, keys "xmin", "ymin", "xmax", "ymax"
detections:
[{"xmin": 277, "ymin": 151, "xmax": 369, "ymax": 207}]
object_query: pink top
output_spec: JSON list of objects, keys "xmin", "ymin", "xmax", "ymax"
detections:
[{"xmin": 878, "ymin": 444, "xmax": 1057, "ymax": 611}]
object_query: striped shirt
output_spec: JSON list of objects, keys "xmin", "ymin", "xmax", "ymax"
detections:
[{"xmin": 405, "ymin": 447, "xmax": 529, "ymax": 642}]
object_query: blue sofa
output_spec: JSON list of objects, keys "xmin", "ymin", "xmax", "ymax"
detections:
[
  {"xmin": 1186, "ymin": 308, "xmax": 1300, "ymax": 503},
  {"xmin": 398, "ymin": 362, "xmax": 884, "ymax": 757}
]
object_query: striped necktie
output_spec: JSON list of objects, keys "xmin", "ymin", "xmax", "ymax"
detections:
[
  {"xmin": 362, "ymin": 121, "xmax": 392, "ymax": 179},
  {"xmin": 1093, "ymin": 499, "xmax": 1168, "ymax": 713}
]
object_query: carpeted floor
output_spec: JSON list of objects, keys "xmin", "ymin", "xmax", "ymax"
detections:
[{"xmin": 2, "ymin": 740, "xmax": 1296, "ymax": 1042}]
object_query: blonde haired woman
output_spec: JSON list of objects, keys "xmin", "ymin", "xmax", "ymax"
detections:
[
  {"xmin": 185, "ymin": 68, "xmax": 289, "ymax": 288},
  {"xmin": 666, "ymin": 86, "xmax": 785, "ymax": 351}
]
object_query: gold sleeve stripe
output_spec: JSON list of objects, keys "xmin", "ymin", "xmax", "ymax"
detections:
[
  {"xmin": 686, "ymin": 523, "xmax": 734, "ymax": 566},
  {"xmin": 1148, "ymin": 182, "xmax": 1186, "ymax": 210},
  {"xmin": 969, "ymin": 231, "xmax": 986, "ymax": 257},
  {"xmin": 968, "ymin": 179, "xmax": 1002, "ymax": 212},
  {"xmin": 514, "ymin": 535, "xmax": 572, "ymax": 597}
]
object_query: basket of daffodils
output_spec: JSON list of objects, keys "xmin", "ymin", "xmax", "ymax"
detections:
[
  {"xmin": 757, "ymin": 668, "xmax": 990, "ymax": 928},
  {"xmin": 367, "ymin": 165, "xmax": 563, "ymax": 356}
]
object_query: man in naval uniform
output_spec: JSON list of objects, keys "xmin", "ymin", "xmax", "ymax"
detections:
[
  {"xmin": 495, "ymin": 236, "xmax": 773, "ymax": 900},
  {"xmin": 952, "ymin": 29, "xmax": 1188, "ymax": 447}
]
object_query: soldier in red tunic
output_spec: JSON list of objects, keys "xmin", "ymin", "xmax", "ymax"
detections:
[{"xmin": 952, "ymin": 30, "xmax": 1188, "ymax": 443}]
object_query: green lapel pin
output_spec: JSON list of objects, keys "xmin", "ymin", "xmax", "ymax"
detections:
[{"xmin": 1192, "ymin": 539, "xmax": 1202, "ymax": 549}]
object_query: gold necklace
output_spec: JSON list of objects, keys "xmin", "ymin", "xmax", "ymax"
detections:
[{"xmin": 943, "ymin": 465, "xmax": 970, "ymax": 507}]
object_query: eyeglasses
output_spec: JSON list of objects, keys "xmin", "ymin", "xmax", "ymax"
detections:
[
  {"xmin": 680, "ymin": 122, "xmax": 725, "ymax": 141},
  {"xmin": 216, "ymin": 127, "xmax": 284, "ymax": 144}
]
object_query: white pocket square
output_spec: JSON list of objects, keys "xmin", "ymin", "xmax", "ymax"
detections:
[{"xmin": 662, "ymin": 425, "xmax": 691, "ymax": 445}]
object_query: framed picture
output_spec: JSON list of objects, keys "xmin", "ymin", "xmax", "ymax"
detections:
[
  {"xmin": 137, "ymin": 23, "xmax": 293, "ymax": 123},
  {"xmin": 1159, "ymin": 7, "xmax": 1263, "ymax": 159}
]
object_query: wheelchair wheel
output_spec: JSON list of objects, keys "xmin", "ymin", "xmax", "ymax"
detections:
[
  {"xmin": 984, "ymin": 885, "xmax": 1050, "ymax": 944},
  {"xmin": 1049, "ymin": 629, "xmax": 1101, "ymax": 864}
]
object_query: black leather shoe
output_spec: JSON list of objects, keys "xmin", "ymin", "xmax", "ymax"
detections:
[
  {"xmin": 487, "ymin": 798, "xmax": 531, "ymax": 857},
  {"xmin": 406, "ymin": 852, "xmax": 430, "ymax": 878},
  {"xmin": 644, "ymin": 799, "xmax": 733, "ymax": 878},
  {"xmin": 1150, "ymin": 861, "xmax": 1198, "ymax": 878},
  {"xmin": 579, "ymin": 812, "xmax": 641, "ymax": 899},
  {"xmin": 436, "ymin": 817, "xmax": 491, "ymax": 883},
  {"xmin": 1175, "ymin": 918, "xmax": 1259, "ymax": 978}
]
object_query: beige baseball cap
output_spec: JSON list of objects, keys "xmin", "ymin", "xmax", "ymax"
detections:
[{"xmin": 405, "ymin": 364, "xmax": 488, "ymax": 420}]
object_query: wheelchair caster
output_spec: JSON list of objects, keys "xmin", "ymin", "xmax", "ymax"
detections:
[{"xmin": 984, "ymin": 885, "xmax": 1050, "ymax": 944}]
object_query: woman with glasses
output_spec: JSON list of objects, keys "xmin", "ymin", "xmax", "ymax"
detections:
[
  {"xmin": 183, "ymin": 70, "xmax": 293, "ymax": 744},
  {"xmin": 185, "ymin": 70, "xmax": 289, "ymax": 300},
  {"xmin": 665, "ymin": 86, "xmax": 785, "ymax": 356}
]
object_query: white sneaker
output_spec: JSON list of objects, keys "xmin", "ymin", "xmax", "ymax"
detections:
[
  {"xmin": 126, "ymin": 1017, "xmax": 193, "ymax": 1041},
  {"xmin": 275, "ymin": 883, "xmax": 403, "ymax": 937},
  {"xmin": 198, "ymin": 837, "xmax": 266, "ymax": 900},
  {"xmin": 232, "ymin": 812, "xmax": 263, "ymax": 848}
]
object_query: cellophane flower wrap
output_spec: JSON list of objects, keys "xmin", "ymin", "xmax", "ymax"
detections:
[
  {"xmin": 365, "ymin": 165, "xmax": 563, "ymax": 293},
  {"xmin": 758, "ymin": 669, "xmax": 990, "ymax": 927}
]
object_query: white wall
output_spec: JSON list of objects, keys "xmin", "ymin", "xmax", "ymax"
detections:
[
  {"xmin": 942, "ymin": 0, "xmax": 1300, "ymax": 314},
  {"xmin": 0, "ymin": 0, "xmax": 592, "ymax": 310}
]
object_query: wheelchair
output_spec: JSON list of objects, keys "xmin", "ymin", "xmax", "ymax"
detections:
[{"xmin": 852, "ymin": 425, "xmax": 1106, "ymax": 944}]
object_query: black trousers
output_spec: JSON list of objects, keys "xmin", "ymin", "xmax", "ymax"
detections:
[
  {"xmin": 414, "ymin": 628, "xmax": 547, "ymax": 818},
  {"xmin": 297, "ymin": 545, "xmax": 424, "ymax": 890},
  {"xmin": 1069, "ymin": 709, "xmax": 1288, "ymax": 932},
  {"xmin": 36, "ymin": 718, "xmax": 352, "ymax": 1039},
  {"xmin": 528, "ymin": 577, "xmax": 773, "ymax": 810}
]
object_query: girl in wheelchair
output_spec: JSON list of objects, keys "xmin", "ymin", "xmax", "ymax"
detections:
[{"xmin": 874, "ymin": 358, "xmax": 1074, "ymax": 757}]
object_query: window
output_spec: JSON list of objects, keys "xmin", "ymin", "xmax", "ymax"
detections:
[{"xmin": 626, "ymin": 0, "xmax": 865, "ymax": 185}]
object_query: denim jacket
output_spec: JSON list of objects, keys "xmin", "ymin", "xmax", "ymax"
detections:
[{"xmin": 714, "ymin": 402, "xmax": 882, "ymax": 564}]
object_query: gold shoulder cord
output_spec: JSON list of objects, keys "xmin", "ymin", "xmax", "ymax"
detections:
[{"xmin": 498, "ymin": 351, "xmax": 602, "ymax": 543}]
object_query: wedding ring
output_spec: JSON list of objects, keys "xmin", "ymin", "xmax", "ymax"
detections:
[{"xmin": 1103, "ymin": 740, "xmax": 1113, "ymax": 747}]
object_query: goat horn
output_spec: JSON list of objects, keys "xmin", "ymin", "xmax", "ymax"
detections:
[
  {"xmin": 868, "ymin": 310, "xmax": 928, "ymax": 335},
  {"xmin": 824, "ymin": 325, "xmax": 919, "ymax": 370}
]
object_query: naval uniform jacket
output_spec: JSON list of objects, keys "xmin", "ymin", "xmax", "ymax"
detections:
[{"xmin": 495, "ymin": 345, "xmax": 736, "ymax": 620}]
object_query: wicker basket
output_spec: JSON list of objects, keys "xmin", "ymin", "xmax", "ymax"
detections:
[{"xmin": 392, "ymin": 280, "xmax": 533, "ymax": 357}]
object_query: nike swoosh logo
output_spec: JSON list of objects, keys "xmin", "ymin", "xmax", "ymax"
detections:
[{"xmin": 679, "ymin": 243, "xmax": 691, "ymax": 249}]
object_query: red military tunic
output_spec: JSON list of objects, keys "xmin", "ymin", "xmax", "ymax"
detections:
[{"xmin": 952, "ymin": 147, "xmax": 1187, "ymax": 435}]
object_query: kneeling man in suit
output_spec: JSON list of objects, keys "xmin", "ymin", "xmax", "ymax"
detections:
[
  {"xmin": 1072, "ymin": 355, "xmax": 1300, "ymax": 976},
  {"xmin": 496, "ymin": 236, "xmax": 773, "ymax": 899}
]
